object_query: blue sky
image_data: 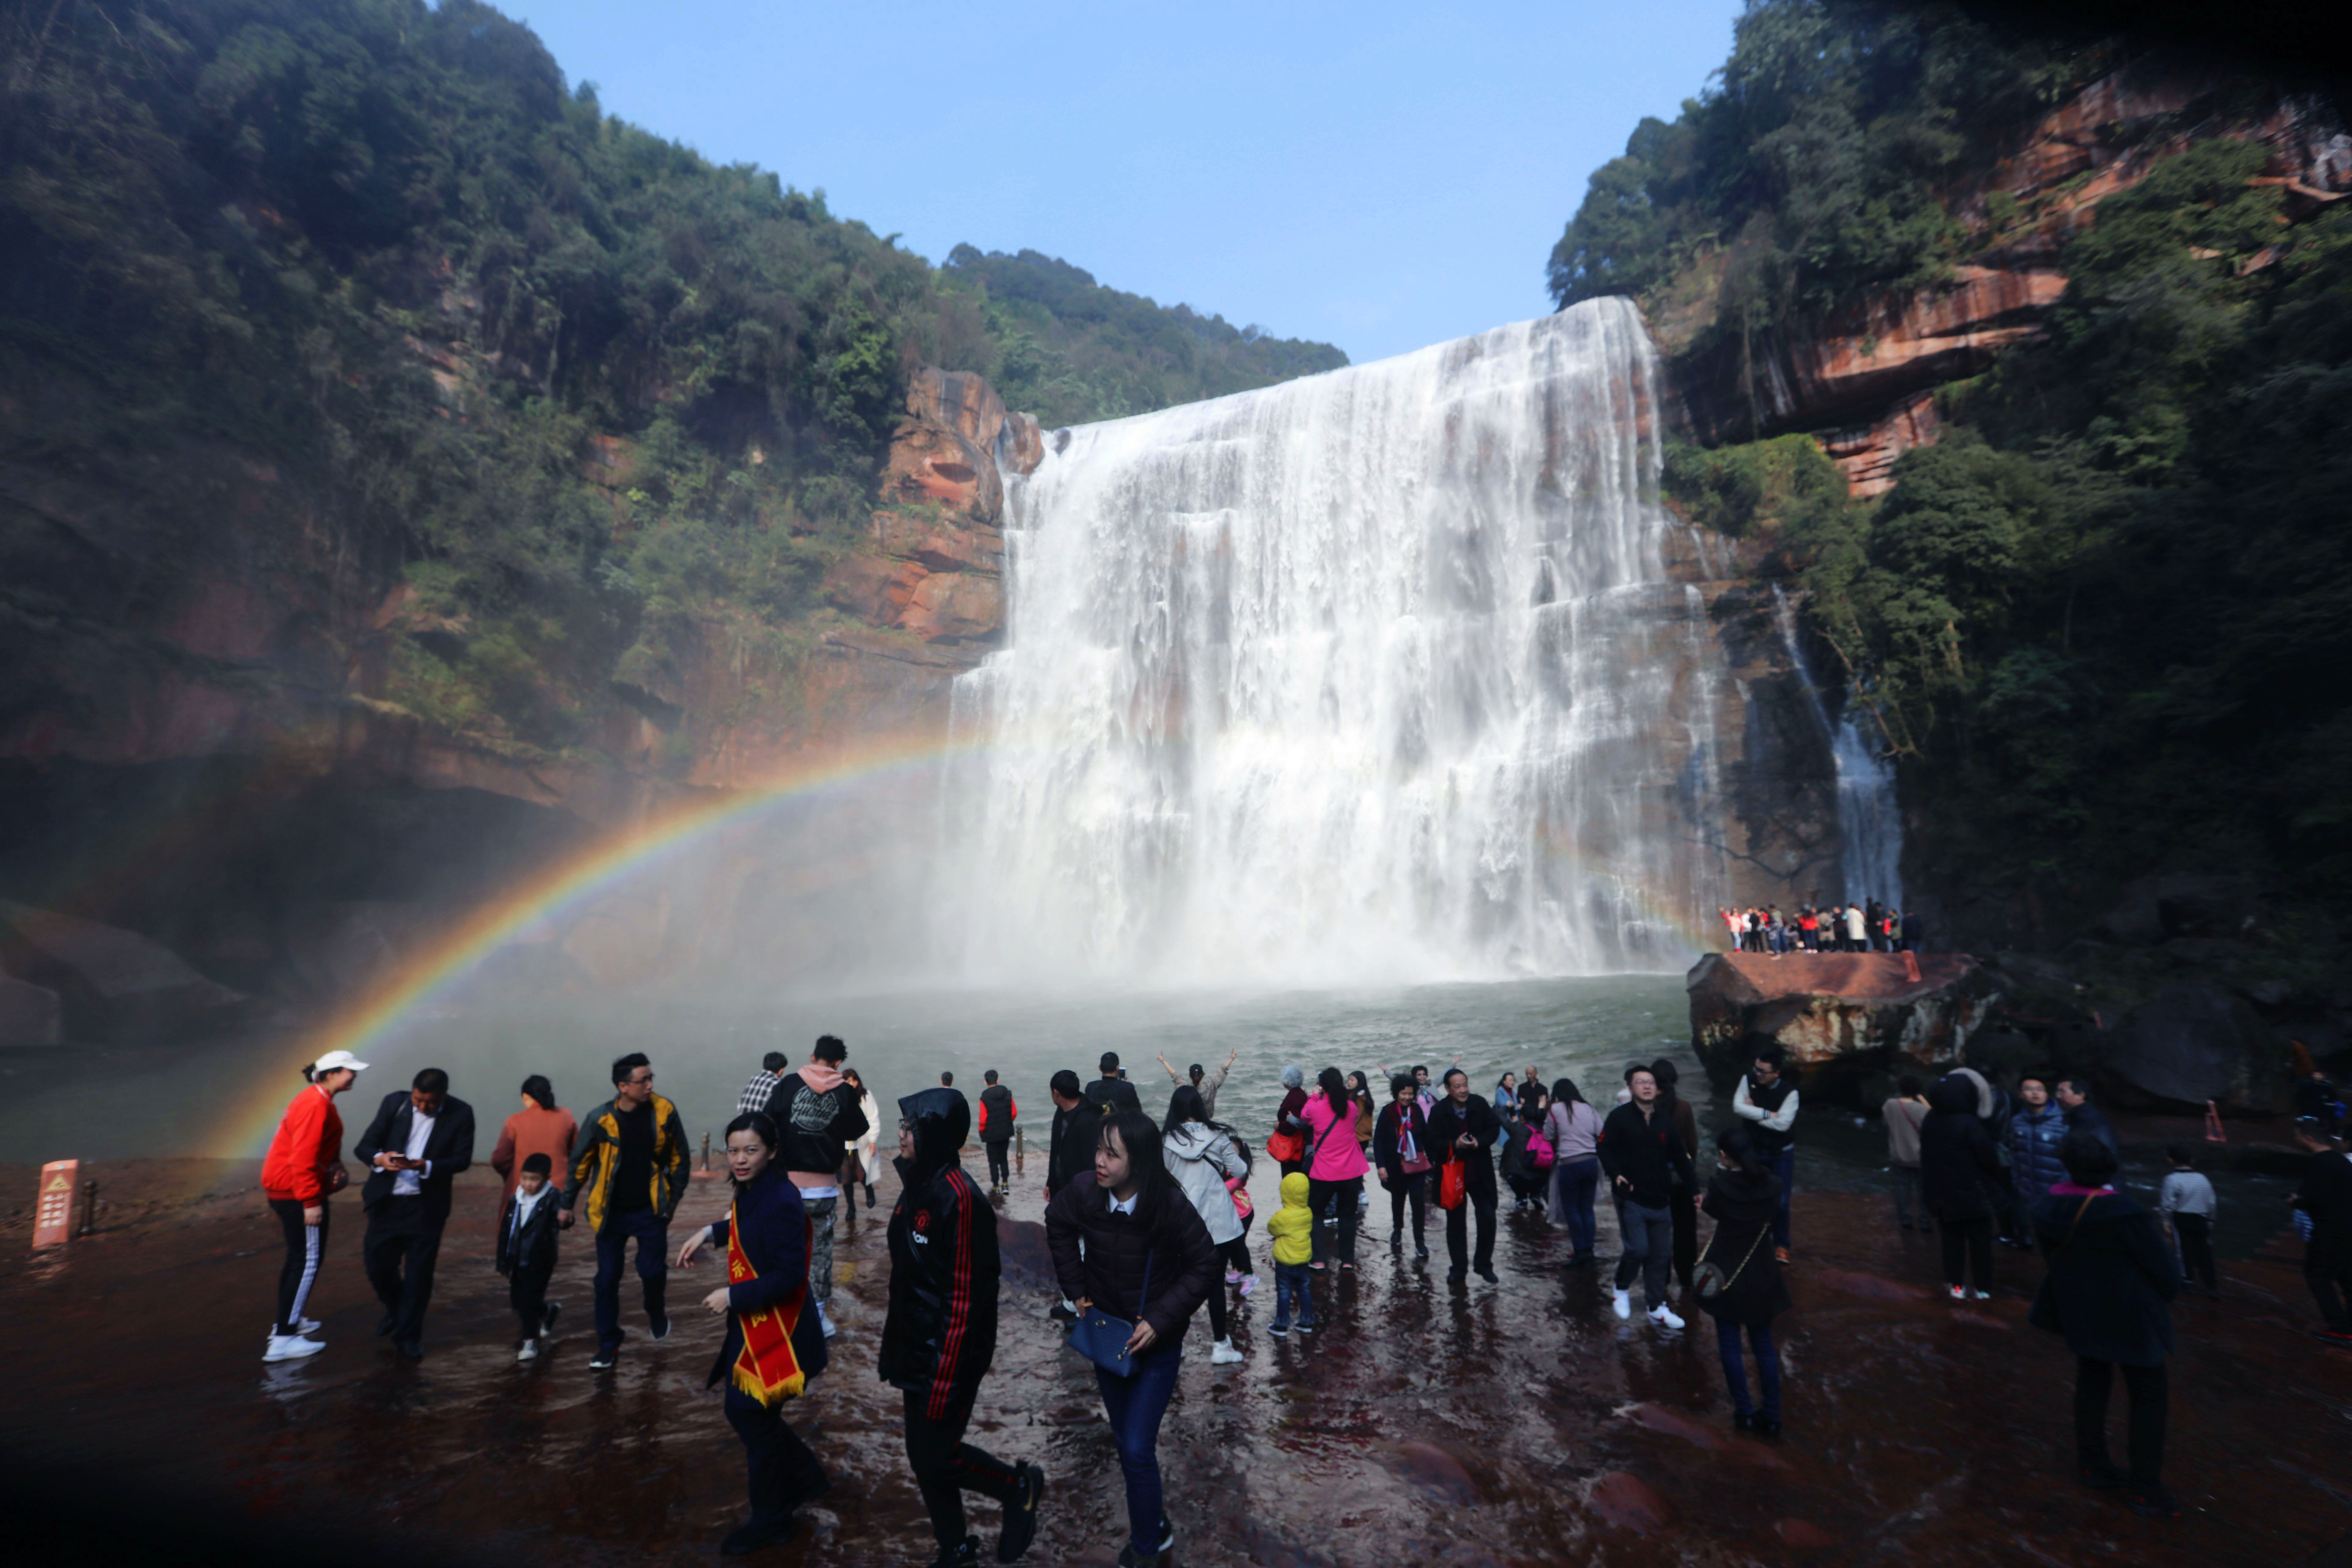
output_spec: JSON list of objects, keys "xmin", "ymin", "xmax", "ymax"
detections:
[{"xmin": 516, "ymin": 1, "xmax": 1746, "ymax": 366}]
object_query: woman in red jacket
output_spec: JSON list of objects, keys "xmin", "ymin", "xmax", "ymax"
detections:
[{"xmin": 259, "ymin": 1048, "xmax": 367, "ymax": 1362}]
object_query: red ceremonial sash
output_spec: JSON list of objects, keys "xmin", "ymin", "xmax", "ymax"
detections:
[{"xmin": 727, "ymin": 1197, "xmax": 811, "ymax": 1406}]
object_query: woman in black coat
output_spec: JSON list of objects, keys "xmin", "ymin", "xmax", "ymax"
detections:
[
  {"xmin": 1045, "ymin": 1109, "xmax": 1218, "ymax": 1567},
  {"xmin": 1372, "ymin": 1074, "xmax": 1432, "ymax": 1260},
  {"xmin": 2031, "ymin": 1129, "xmax": 2182, "ymax": 1518},
  {"xmin": 1920, "ymin": 1072, "xmax": 2004, "ymax": 1299},
  {"xmin": 1697, "ymin": 1126, "xmax": 1793, "ymax": 1437}
]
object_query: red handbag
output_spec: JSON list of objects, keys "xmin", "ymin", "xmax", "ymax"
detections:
[
  {"xmin": 1438, "ymin": 1158, "xmax": 1467, "ymax": 1210},
  {"xmin": 1265, "ymin": 1129, "xmax": 1305, "ymax": 1164}
]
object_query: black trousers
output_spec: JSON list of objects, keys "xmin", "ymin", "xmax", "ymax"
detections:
[
  {"xmin": 984, "ymin": 1140, "xmax": 1011, "ymax": 1186},
  {"xmin": 1445, "ymin": 1173, "xmax": 1498, "ymax": 1273},
  {"xmin": 362, "ymin": 1196, "xmax": 445, "ymax": 1342},
  {"xmin": 2309, "ymin": 1234, "xmax": 2352, "ymax": 1329},
  {"xmin": 2173, "ymin": 1213, "xmax": 2217, "ymax": 1291},
  {"xmin": 2076, "ymin": 1358, "xmax": 2167, "ymax": 1493},
  {"xmin": 1309, "ymin": 1176, "xmax": 1361, "ymax": 1265},
  {"xmin": 270, "ymin": 1197, "xmax": 328, "ymax": 1335},
  {"xmin": 509, "ymin": 1259, "xmax": 555, "ymax": 1338},
  {"xmin": 726, "ymin": 1385, "xmax": 827, "ymax": 1528},
  {"xmin": 1940, "ymin": 1216, "xmax": 1993, "ymax": 1291},
  {"xmin": 1222, "ymin": 1234, "xmax": 1255, "ymax": 1275},
  {"xmin": 903, "ymin": 1387, "xmax": 1020, "ymax": 1549},
  {"xmin": 1388, "ymin": 1170, "xmax": 1427, "ymax": 1247},
  {"xmin": 1668, "ymin": 1189, "xmax": 1698, "ymax": 1291}
]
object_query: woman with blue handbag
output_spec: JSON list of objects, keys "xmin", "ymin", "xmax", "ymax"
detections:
[{"xmin": 1046, "ymin": 1109, "xmax": 1218, "ymax": 1568}]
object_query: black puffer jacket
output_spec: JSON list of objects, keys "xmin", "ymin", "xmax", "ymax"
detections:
[
  {"xmin": 1920, "ymin": 1074, "xmax": 2004, "ymax": 1221},
  {"xmin": 880, "ymin": 1089, "xmax": 999, "ymax": 1417},
  {"xmin": 1696, "ymin": 1167, "xmax": 1792, "ymax": 1327},
  {"xmin": 1045, "ymin": 1171, "xmax": 1217, "ymax": 1349}
]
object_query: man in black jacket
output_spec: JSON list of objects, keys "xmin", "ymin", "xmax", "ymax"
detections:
[
  {"xmin": 2292, "ymin": 1116, "xmax": 2352, "ymax": 1341},
  {"xmin": 762, "ymin": 1035, "xmax": 871, "ymax": 1340},
  {"xmin": 883, "ymin": 1088, "xmax": 1045, "ymax": 1566},
  {"xmin": 353, "ymin": 1066, "xmax": 477, "ymax": 1358},
  {"xmin": 1426, "ymin": 1069, "xmax": 1500, "ymax": 1286},
  {"xmin": 978, "ymin": 1070, "xmax": 1016, "ymax": 1194},
  {"xmin": 1042, "ymin": 1070, "xmax": 1088, "ymax": 1323},
  {"xmin": 1083, "ymin": 1052, "xmax": 1141, "ymax": 1114},
  {"xmin": 1598, "ymin": 1064, "xmax": 1692, "ymax": 1329}
]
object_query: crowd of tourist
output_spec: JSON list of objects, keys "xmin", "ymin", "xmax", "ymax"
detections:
[
  {"xmin": 253, "ymin": 1034, "xmax": 2352, "ymax": 1565},
  {"xmin": 1720, "ymin": 897, "xmax": 1920, "ymax": 954}
]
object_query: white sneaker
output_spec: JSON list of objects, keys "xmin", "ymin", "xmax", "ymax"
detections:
[
  {"xmin": 1970, "ymin": 1288, "xmax": 1992, "ymax": 1301},
  {"xmin": 263, "ymin": 1334, "xmax": 326, "ymax": 1363},
  {"xmin": 1648, "ymin": 1303, "xmax": 1685, "ymax": 1330},
  {"xmin": 517, "ymin": 1338, "xmax": 540, "ymax": 1363},
  {"xmin": 1210, "ymin": 1337, "xmax": 1244, "ymax": 1365},
  {"xmin": 1611, "ymin": 1288, "xmax": 1632, "ymax": 1321},
  {"xmin": 818, "ymin": 1300, "xmax": 838, "ymax": 1340}
]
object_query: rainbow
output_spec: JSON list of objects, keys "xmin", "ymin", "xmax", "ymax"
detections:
[{"xmin": 215, "ymin": 733, "xmax": 975, "ymax": 1156}]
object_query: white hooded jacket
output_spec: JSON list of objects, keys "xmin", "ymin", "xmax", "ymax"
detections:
[{"xmin": 1163, "ymin": 1122, "xmax": 1248, "ymax": 1245}]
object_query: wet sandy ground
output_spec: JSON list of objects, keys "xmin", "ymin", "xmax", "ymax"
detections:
[{"xmin": 4, "ymin": 1148, "xmax": 2350, "ymax": 1568}]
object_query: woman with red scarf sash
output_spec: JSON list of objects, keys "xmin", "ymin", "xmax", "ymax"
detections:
[{"xmin": 679, "ymin": 1110, "xmax": 830, "ymax": 1556}]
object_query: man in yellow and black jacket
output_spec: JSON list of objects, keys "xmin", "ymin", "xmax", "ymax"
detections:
[{"xmin": 561, "ymin": 1051, "xmax": 689, "ymax": 1370}]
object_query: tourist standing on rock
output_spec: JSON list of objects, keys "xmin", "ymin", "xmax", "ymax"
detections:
[
  {"xmin": 883, "ymin": 1087, "xmax": 1046, "ymax": 1568},
  {"xmin": 2290, "ymin": 1116, "xmax": 2352, "ymax": 1341},
  {"xmin": 739, "ymin": 1051, "xmax": 789, "ymax": 1118},
  {"xmin": 676, "ymin": 1111, "xmax": 830, "ymax": 1556},
  {"xmin": 1844, "ymin": 902, "xmax": 1866, "ymax": 953},
  {"xmin": 1732, "ymin": 1047, "xmax": 1800, "ymax": 1263},
  {"xmin": 497, "ymin": 1152, "xmax": 563, "ymax": 1362},
  {"xmin": 1273, "ymin": 1064, "xmax": 1310, "ymax": 1177},
  {"xmin": 1651, "ymin": 1058, "xmax": 1701, "ymax": 1292},
  {"xmin": 978, "ymin": 1070, "xmax": 1016, "ymax": 1194},
  {"xmin": 354, "ymin": 1066, "xmax": 476, "ymax": 1360},
  {"xmin": 1546, "ymin": 1077, "xmax": 1604, "ymax": 1267},
  {"xmin": 1374, "ymin": 1074, "xmax": 1433, "ymax": 1260},
  {"xmin": 1157, "ymin": 1049, "xmax": 1236, "ymax": 1118},
  {"xmin": 762, "ymin": 1035, "xmax": 870, "ymax": 1342},
  {"xmin": 1900, "ymin": 908, "xmax": 1924, "ymax": 952},
  {"xmin": 1599, "ymin": 1065, "xmax": 1691, "ymax": 1329},
  {"xmin": 1698, "ymin": 1127, "xmax": 1790, "ymax": 1438},
  {"xmin": 2029, "ymin": 1129, "xmax": 2182, "ymax": 1518},
  {"xmin": 564, "ymin": 1052, "xmax": 690, "ymax": 1371},
  {"xmin": 1046, "ymin": 1109, "xmax": 1218, "ymax": 1568},
  {"xmin": 1085, "ymin": 1053, "xmax": 1142, "ymax": 1115},
  {"xmin": 491, "ymin": 1074, "xmax": 576, "ymax": 1246},
  {"xmin": 1428, "ymin": 1068, "xmax": 1502, "ymax": 1285},
  {"xmin": 842, "ymin": 1066, "xmax": 880, "ymax": 1217},
  {"xmin": 259, "ymin": 1048, "xmax": 365, "ymax": 1363},
  {"xmin": 2158, "ymin": 1145, "xmax": 2219, "ymax": 1297},
  {"xmin": 1881, "ymin": 1075, "xmax": 1928, "ymax": 1231},
  {"xmin": 2007, "ymin": 1076, "xmax": 2069, "ymax": 1247},
  {"xmin": 1302, "ymin": 1067, "xmax": 1367, "ymax": 1271},
  {"xmin": 1921, "ymin": 1073, "xmax": 2003, "ymax": 1300},
  {"xmin": 2055, "ymin": 1078, "xmax": 2120, "ymax": 1160},
  {"xmin": 1162, "ymin": 1087, "xmax": 1250, "ymax": 1364}
]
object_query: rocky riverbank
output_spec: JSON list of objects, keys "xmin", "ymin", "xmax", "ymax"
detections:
[{"xmin": 6, "ymin": 1150, "xmax": 2347, "ymax": 1566}]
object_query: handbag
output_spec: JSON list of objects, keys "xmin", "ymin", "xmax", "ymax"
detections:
[
  {"xmin": 1070, "ymin": 1252, "xmax": 1152, "ymax": 1378},
  {"xmin": 1265, "ymin": 1127, "xmax": 1305, "ymax": 1165},
  {"xmin": 1693, "ymin": 1223, "xmax": 1766, "ymax": 1301},
  {"xmin": 1226, "ymin": 1174, "xmax": 1253, "ymax": 1220},
  {"xmin": 1396, "ymin": 1108, "xmax": 1434, "ymax": 1176},
  {"xmin": 1438, "ymin": 1157, "xmax": 1467, "ymax": 1211}
]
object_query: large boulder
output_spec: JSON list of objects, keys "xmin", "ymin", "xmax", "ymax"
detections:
[
  {"xmin": 0, "ymin": 976, "xmax": 62, "ymax": 1046},
  {"xmin": 1689, "ymin": 951, "xmax": 2001, "ymax": 1094},
  {"xmin": 2113, "ymin": 979, "xmax": 2281, "ymax": 1110},
  {"xmin": 0, "ymin": 902, "xmax": 247, "ymax": 1042}
]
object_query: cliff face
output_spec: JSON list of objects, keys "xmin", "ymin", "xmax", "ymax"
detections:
[{"xmin": 1668, "ymin": 67, "xmax": 2352, "ymax": 493}]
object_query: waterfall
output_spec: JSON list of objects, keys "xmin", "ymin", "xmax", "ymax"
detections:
[
  {"xmin": 940, "ymin": 299, "xmax": 1731, "ymax": 986},
  {"xmin": 1770, "ymin": 586, "xmax": 1905, "ymax": 907}
]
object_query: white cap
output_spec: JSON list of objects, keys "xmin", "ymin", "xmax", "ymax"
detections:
[{"xmin": 314, "ymin": 1049, "xmax": 370, "ymax": 1074}]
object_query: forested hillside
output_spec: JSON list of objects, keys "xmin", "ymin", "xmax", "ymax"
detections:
[
  {"xmin": 0, "ymin": 0, "xmax": 1342, "ymax": 756},
  {"xmin": 1551, "ymin": 0, "xmax": 2352, "ymax": 940}
]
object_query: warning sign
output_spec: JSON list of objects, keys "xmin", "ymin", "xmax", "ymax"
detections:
[{"xmin": 32, "ymin": 1160, "xmax": 77, "ymax": 1250}]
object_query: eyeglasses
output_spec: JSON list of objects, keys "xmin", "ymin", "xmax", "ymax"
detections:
[{"xmin": 627, "ymin": 1073, "xmax": 654, "ymax": 1085}]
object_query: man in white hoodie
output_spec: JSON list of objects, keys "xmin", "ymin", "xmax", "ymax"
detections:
[{"xmin": 761, "ymin": 1034, "xmax": 870, "ymax": 1339}]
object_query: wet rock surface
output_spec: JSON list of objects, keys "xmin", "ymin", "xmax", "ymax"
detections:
[
  {"xmin": 3, "ymin": 1151, "xmax": 2349, "ymax": 1566},
  {"xmin": 1689, "ymin": 951, "xmax": 2000, "ymax": 1089}
]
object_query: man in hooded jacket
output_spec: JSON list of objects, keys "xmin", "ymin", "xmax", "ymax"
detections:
[
  {"xmin": 763, "ymin": 1035, "xmax": 870, "ymax": 1339},
  {"xmin": 883, "ymin": 1087, "xmax": 1046, "ymax": 1567}
]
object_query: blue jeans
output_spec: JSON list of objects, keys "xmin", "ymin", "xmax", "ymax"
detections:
[
  {"xmin": 1614, "ymin": 1198, "xmax": 1672, "ymax": 1308},
  {"xmin": 1272, "ymin": 1260, "xmax": 1315, "ymax": 1328},
  {"xmin": 1097, "ymin": 1347, "xmax": 1182, "ymax": 1554},
  {"xmin": 1766, "ymin": 1148, "xmax": 1794, "ymax": 1249},
  {"xmin": 1717, "ymin": 1319, "xmax": 1781, "ymax": 1421},
  {"xmin": 594, "ymin": 1208, "xmax": 669, "ymax": 1352},
  {"xmin": 1553, "ymin": 1157, "xmax": 1600, "ymax": 1253}
]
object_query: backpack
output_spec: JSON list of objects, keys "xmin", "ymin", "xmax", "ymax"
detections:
[{"xmin": 1526, "ymin": 1129, "xmax": 1556, "ymax": 1170}]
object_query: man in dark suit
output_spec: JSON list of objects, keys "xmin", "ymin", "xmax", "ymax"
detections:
[{"xmin": 354, "ymin": 1066, "xmax": 476, "ymax": 1359}]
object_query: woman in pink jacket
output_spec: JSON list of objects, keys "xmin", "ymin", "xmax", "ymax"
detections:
[{"xmin": 1300, "ymin": 1067, "xmax": 1369, "ymax": 1270}]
